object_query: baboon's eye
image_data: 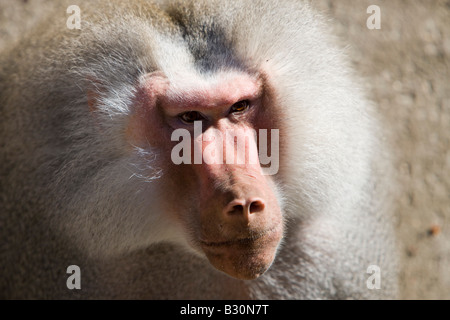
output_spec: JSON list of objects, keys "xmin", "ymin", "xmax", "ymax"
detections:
[
  {"xmin": 230, "ymin": 100, "xmax": 250, "ymax": 113},
  {"xmin": 179, "ymin": 111, "xmax": 205, "ymax": 124}
]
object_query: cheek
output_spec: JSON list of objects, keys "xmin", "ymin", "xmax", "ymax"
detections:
[
  {"xmin": 126, "ymin": 102, "xmax": 166, "ymax": 148},
  {"xmin": 126, "ymin": 76, "xmax": 173, "ymax": 151},
  {"xmin": 160, "ymin": 165, "xmax": 203, "ymax": 232},
  {"xmin": 125, "ymin": 99, "xmax": 200, "ymax": 224}
]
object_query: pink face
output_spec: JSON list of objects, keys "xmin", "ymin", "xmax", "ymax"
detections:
[{"xmin": 127, "ymin": 71, "xmax": 283, "ymax": 279}]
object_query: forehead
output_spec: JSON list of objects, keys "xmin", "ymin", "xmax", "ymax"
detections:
[
  {"xmin": 164, "ymin": 71, "xmax": 261, "ymax": 110},
  {"xmin": 138, "ymin": 68, "xmax": 261, "ymax": 111},
  {"xmin": 145, "ymin": 27, "xmax": 255, "ymax": 107}
]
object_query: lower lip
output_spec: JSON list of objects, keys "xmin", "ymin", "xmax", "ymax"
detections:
[
  {"xmin": 200, "ymin": 223, "xmax": 283, "ymax": 250},
  {"xmin": 199, "ymin": 223, "xmax": 283, "ymax": 280}
]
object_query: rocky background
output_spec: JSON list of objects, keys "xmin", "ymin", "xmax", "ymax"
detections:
[{"xmin": 1, "ymin": 0, "xmax": 449, "ymax": 299}]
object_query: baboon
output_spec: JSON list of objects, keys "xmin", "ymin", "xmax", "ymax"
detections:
[{"xmin": 0, "ymin": 0, "xmax": 398, "ymax": 299}]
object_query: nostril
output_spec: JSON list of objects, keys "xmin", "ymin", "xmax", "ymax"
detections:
[
  {"xmin": 224, "ymin": 198, "xmax": 265, "ymax": 217},
  {"xmin": 249, "ymin": 199, "xmax": 265, "ymax": 214},
  {"xmin": 229, "ymin": 204, "xmax": 244, "ymax": 215}
]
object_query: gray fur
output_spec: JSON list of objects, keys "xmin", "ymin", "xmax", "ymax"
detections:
[{"xmin": 0, "ymin": 0, "xmax": 398, "ymax": 299}]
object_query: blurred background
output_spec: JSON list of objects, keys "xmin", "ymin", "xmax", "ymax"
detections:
[
  {"xmin": 1, "ymin": 0, "xmax": 449, "ymax": 299},
  {"xmin": 313, "ymin": 0, "xmax": 450, "ymax": 300}
]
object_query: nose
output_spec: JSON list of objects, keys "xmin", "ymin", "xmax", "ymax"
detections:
[{"xmin": 223, "ymin": 198, "xmax": 266, "ymax": 220}]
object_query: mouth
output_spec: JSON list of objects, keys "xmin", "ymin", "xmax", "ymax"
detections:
[
  {"xmin": 199, "ymin": 223, "xmax": 283, "ymax": 280},
  {"xmin": 200, "ymin": 224, "xmax": 281, "ymax": 247}
]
